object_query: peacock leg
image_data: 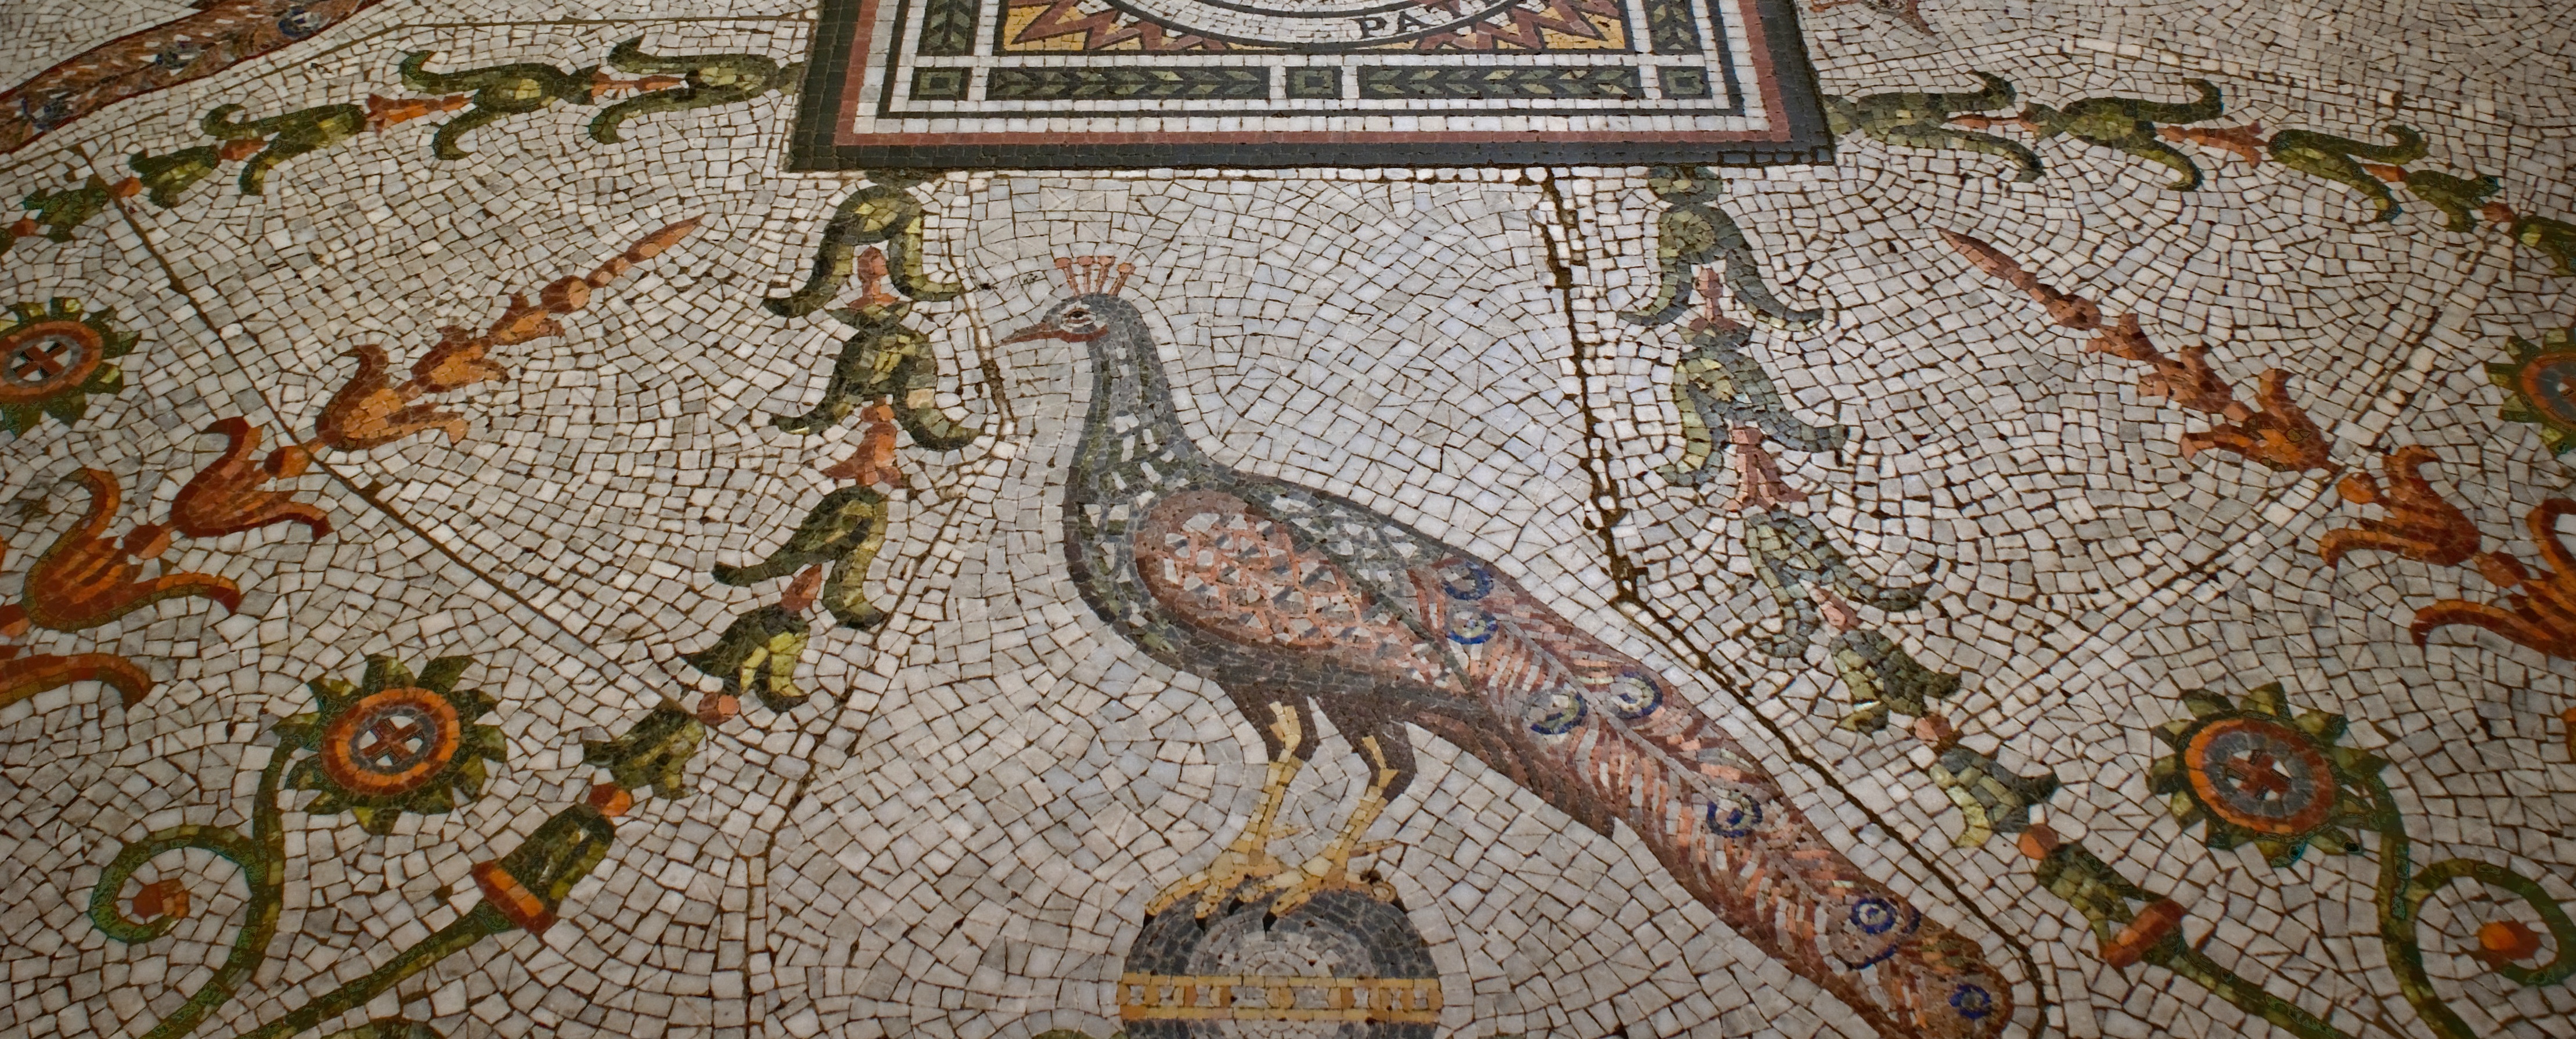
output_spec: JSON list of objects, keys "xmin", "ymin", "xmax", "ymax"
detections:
[
  {"xmin": 2411, "ymin": 599, "xmax": 2561, "ymax": 654},
  {"xmin": 1149, "ymin": 700, "xmax": 1310, "ymax": 916},
  {"xmin": 1253, "ymin": 718, "xmax": 1411, "ymax": 918}
]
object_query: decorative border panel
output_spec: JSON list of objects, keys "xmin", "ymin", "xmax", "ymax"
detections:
[{"xmin": 788, "ymin": 0, "xmax": 1832, "ymax": 167}]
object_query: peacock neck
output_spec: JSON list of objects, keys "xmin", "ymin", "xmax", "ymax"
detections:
[
  {"xmin": 1071, "ymin": 320, "xmax": 1210, "ymax": 483},
  {"xmin": 1059, "ymin": 310, "xmax": 1218, "ymax": 651}
]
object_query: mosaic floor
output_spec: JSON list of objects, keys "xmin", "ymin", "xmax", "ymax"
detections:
[{"xmin": 2, "ymin": 1, "xmax": 2575, "ymax": 1038}]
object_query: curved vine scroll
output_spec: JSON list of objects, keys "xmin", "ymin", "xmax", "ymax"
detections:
[{"xmin": 87, "ymin": 750, "xmax": 290, "ymax": 1039}]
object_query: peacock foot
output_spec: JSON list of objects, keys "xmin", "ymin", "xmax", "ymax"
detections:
[
  {"xmin": 1250, "ymin": 837, "xmax": 1398, "ymax": 918},
  {"xmin": 1147, "ymin": 825, "xmax": 1289, "ymax": 918},
  {"xmin": 1250, "ymin": 732, "xmax": 1402, "ymax": 918}
]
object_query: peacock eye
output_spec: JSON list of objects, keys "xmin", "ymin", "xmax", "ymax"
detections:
[{"xmin": 1060, "ymin": 307, "xmax": 1100, "ymax": 333}]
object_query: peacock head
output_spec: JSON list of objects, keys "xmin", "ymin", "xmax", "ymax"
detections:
[{"xmin": 999, "ymin": 256, "xmax": 1142, "ymax": 353}]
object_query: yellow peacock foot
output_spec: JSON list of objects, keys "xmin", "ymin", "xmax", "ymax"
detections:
[
  {"xmin": 1251, "ymin": 837, "xmax": 1398, "ymax": 918},
  {"xmin": 1147, "ymin": 830, "xmax": 1291, "ymax": 918}
]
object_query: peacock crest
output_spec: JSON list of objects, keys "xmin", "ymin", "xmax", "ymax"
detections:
[{"xmin": 1053, "ymin": 255, "xmax": 1133, "ymax": 295}]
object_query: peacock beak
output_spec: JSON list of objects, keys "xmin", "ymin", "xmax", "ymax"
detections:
[{"xmin": 998, "ymin": 321, "xmax": 1061, "ymax": 344}]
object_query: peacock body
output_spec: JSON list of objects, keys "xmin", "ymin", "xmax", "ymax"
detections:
[{"xmin": 1005, "ymin": 263, "xmax": 2011, "ymax": 1039}]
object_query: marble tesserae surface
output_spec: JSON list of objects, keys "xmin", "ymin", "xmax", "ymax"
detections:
[{"xmin": 1, "ymin": 1, "xmax": 2574, "ymax": 1038}]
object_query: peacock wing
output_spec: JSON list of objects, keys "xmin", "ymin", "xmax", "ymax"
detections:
[{"xmin": 1134, "ymin": 488, "xmax": 1460, "ymax": 692}]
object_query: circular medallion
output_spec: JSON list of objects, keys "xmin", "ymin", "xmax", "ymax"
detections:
[
  {"xmin": 1444, "ymin": 605, "xmax": 1496, "ymax": 645},
  {"xmin": 1597, "ymin": 670, "xmax": 1663, "ymax": 721},
  {"xmin": 278, "ymin": 656, "xmax": 505, "ymax": 837},
  {"xmin": 1704, "ymin": 789, "xmax": 1764, "ymax": 837},
  {"xmin": 2517, "ymin": 352, "xmax": 2576, "ymax": 429},
  {"xmin": 1825, "ymin": 889, "xmax": 1920, "ymax": 969},
  {"xmin": 1123, "ymin": 886, "xmax": 1441, "ymax": 1039},
  {"xmin": 1948, "ymin": 983, "xmax": 1998, "ymax": 1022},
  {"xmin": 1102, "ymin": 0, "xmax": 1523, "ymax": 49},
  {"xmin": 1848, "ymin": 896, "xmax": 1904, "ymax": 936},
  {"xmin": 0, "ymin": 320, "xmax": 102, "ymax": 405},
  {"xmin": 1433, "ymin": 559, "xmax": 1490, "ymax": 601},
  {"xmin": 318, "ymin": 687, "xmax": 464, "ymax": 797},
  {"xmin": 2182, "ymin": 717, "xmax": 2334, "ymax": 836},
  {"xmin": 1524, "ymin": 684, "xmax": 1586, "ymax": 735}
]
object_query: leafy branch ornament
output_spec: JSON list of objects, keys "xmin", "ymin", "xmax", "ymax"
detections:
[{"xmin": 2027, "ymin": 682, "xmax": 2575, "ymax": 1039}]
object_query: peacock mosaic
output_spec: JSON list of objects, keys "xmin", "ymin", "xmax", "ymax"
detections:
[{"xmin": 2, "ymin": 1, "xmax": 2574, "ymax": 1039}]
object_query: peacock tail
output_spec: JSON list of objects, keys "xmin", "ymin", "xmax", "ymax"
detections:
[{"xmin": 1411, "ymin": 555, "xmax": 2010, "ymax": 1039}]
